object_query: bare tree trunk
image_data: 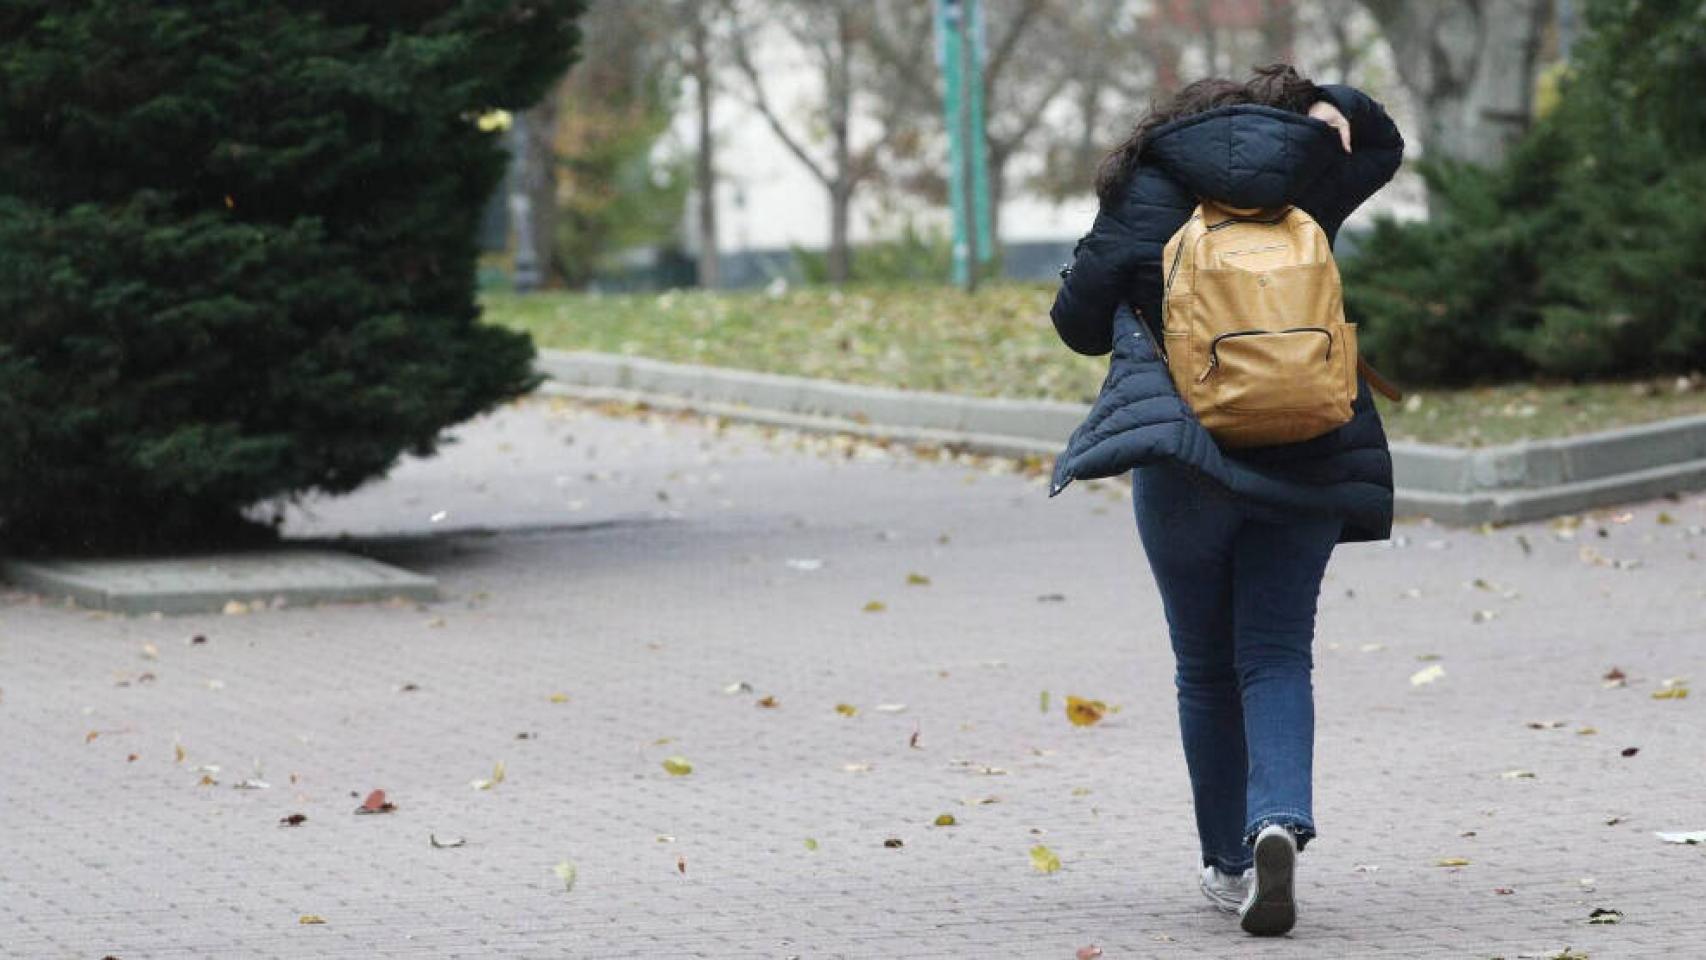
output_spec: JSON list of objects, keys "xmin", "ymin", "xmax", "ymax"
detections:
[
  {"xmin": 1258, "ymin": 0, "xmax": 1296, "ymax": 63},
  {"xmin": 828, "ymin": 184, "xmax": 852, "ymax": 284},
  {"xmin": 824, "ymin": 3, "xmax": 854, "ymax": 284},
  {"xmin": 1359, "ymin": 0, "xmax": 1553, "ymax": 168},
  {"xmin": 1192, "ymin": 0, "xmax": 1220, "ymax": 74},
  {"xmin": 689, "ymin": 10, "xmax": 719, "ymax": 289},
  {"xmin": 522, "ymin": 98, "xmax": 559, "ymax": 287}
]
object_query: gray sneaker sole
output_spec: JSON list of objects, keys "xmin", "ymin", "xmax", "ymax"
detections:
[{"xmin": 1239, "ymin": 830, "xmax": 1297, "ymax": 936}]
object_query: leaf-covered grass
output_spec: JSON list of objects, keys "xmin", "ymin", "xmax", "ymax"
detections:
[{"xmin": 484, "ymin": 284, "xmax": 1706, "ymax": 448}]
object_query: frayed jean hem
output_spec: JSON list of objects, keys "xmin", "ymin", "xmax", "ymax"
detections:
[
  {"xmin": 1243, "ymin": 811, "xmax": 1316, "ymax": 853},
  {"xmin": 1202, "ymin": 853, "xmax": 1254, "ymax": 874}
]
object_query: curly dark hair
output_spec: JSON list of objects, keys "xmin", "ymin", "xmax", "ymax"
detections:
[{"xmin": 1095, "ymin": 64, "xmax": 1323, "ymax": 206}]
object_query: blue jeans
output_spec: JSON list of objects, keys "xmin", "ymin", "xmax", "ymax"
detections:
[{"xmin": 1132, "ymin": 461, "xmax": 1341, "ymax": 874}]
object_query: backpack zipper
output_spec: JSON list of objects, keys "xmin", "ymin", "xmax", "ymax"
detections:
[{"xmin": 1195, "ymin": 326, "xmax": 1333, "ymax": 383}]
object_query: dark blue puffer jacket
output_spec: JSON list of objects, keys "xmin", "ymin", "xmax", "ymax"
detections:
[{"xmin": 1048, "ymin": 85, "xmax": 1405, "ymax": 543}]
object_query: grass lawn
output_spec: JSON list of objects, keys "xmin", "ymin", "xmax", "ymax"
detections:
[{"xmin": 484, "ymin": 284, "xmax": 1706, "ymax": 448}]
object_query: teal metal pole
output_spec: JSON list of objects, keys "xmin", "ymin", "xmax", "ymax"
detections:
[
  {"xmin": 937, "ymin": 0, "xmax": 972, "ymax": 289},
  {"xmin": 965, "ymin": 0, "xmax": 994, "ymax": 272}
]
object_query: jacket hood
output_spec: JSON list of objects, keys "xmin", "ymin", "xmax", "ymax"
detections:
[{"xmin": 1141, "ymin": 104, "xmax": 1342, "ymax": 210}]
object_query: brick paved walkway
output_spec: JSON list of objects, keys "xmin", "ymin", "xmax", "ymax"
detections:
[{"xmin": 3, "ymin": 396, "xmax": 1703, "ymax": 959}]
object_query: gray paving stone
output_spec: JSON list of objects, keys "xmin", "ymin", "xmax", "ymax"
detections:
[{"xmin": 1, "ymin": 397, "xmax": 1703, "ymax": 959}]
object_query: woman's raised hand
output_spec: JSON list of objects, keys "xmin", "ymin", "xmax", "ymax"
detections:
[{"xmin": 1307, "ymin": 100, "xmax": 1352, "ymax": 153}]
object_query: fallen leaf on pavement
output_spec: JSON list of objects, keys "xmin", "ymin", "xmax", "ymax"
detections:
[
  {"xmin": 430, "ymin": 834, "xmax": 465, "ymax": 848},
  {"xmin": 1030, "ymin": 844, "xmax": 1061, "ymax": 874},
  {"xmin": 883, "ymin": 838, "xmax": 904, "ymax": 848},
  {"xmin": 1502, "ymin": 770, "xmax": 1537, "ymax": 779},
  {"xmin": 835, "ymin": 703, "xmax": 858, "ymax": 717},
  {"xmin": 279, "ymin": 813, "xmax": 307, "ymax": 827},
  {"xmin": 1065, "ymin": 696, "xmax": 1106, "ymax": 726},
  {"xmin": 661, "ymin": 755, "xmax": 693, "ymax": 776},
  {"xmin": 756, "ymin": 695, "xmax": 779, "ymax": 708},
  {"xmin": 355, "ymin": 790, "xmax": 396, "ymax": 815},
  {"xmin": 1655, "ymin": 830, "xmax": 1706, "ymax": 844},
  {"xmin": 1410, "ymin": 664, "xmax": 1446, "ymax": 686},
  {"xmin": 1076, "ymin": 946, "xmax": 1103, "ymax": 960},
  {"xmin": 804, "ymin": 838, "xmax": 818, "ymax": 851},
  {"xmin": 1526, "ymin": 720, "xmax": 1566, "ymax": 729},
  {"xmin": 85, "ymin": 731, "xmax": 99, "ymax": 744},
  {"xmin": 1621, "ymin": 747, "xmax": 1639, "ymax": 757},
  {"xmin": 1652, "ymin": 686, "xmax": 1688, "ymax": 700},
  {"xmin": 1435, "ymin": 857, "xmax": 1471, "ymax": 867},
  {"xmin": 470, "ymin": 760, "xmax": 506, "ymax": 790},
  {"xmin": 1587, "ymin": 907, "xmax": 1623, "ymax": 924},
  {"xmin": 298, "ymin": 915, "xmax": 325, "ymax": 925},
  {"xmin": 553, "ymin": 860, "xmax": 577, "ymax": 892},
  {"xmin": 863, "ymin": 600, "xmax": 886, "ymax": 613},
  {"xmin": 676, "ymin": 855, "xmax": 686, "ymax": 875},
  {"xmin": 1577, "ymin": 726, "xmax": 1598, "ymax": 735},
  {"xmin": 1602, "ymin": 666, "xmax": 1627, "ymax": 687},
  {"xmin": 934, "ymin": 813, "xmax": 956, "ymax": 827},
  {"xmin": 548, "ymin": 692, "xmax": 569, "ymax": 703},
  {"xmin": 906, "ymin": 573, "xmax": 931, "ymax": 586},
  {"xmin": 1494, "ymin": 886, "xmax": 1515, "ymax": 895}
]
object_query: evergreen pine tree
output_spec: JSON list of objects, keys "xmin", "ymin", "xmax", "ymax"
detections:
[{"xmin": 0, "ymin": 0, "xmax": 585, "ymax": 550}]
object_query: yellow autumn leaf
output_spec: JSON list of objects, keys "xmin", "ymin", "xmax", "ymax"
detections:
[
  {"xmin": 1030, "ymin": 844, "xmax": 1061, "ymax": 874},
  {"xmin": 476, "ymin": 109, "xmax": 513, "ymax": 132},
  {"xmin": 863, "ymin": 600, "xmax": 887, "ymax": 613},
  {"xmin": 934, "ymin": 813, "xmax": 956, "ymax": 826},
  {"xmin": 1040, "ymin": 690, "xmax": 1050, "ymax": 713},
  {"xmin": 804, "ymin": 837, "xmax": 819, "ymax": 851},
  {"xmin": 1065, "ymin": 695, "xmax": 1106, "ymax": 726},
  {"xmin": 1434, "ymin": 857, "xmax": 1471, "ymax": 867},
  {"xmin": 548, "ymin": 692, "xmax": 569, "ymax": 703},
  {"xmin": 662, "ymin": 755, "xmax": 693, "ymax": 776},
  {"xmin": 834, "ymin": 703, "xmax": 858, "ymax": 717},
  {"xmin": 299, "ymin": 914, "xmax": 326, "ymax": 925},
  {"xmin": 906, "ymin": 573, "xmax": 931, "ymax": 586},
  {"xmin": 471, "ymin": 760, "xmax": 507, "ymax": 790},
  {"xmin": 553, "ymin": 859, "xmax": 577, "ymax": 892}
]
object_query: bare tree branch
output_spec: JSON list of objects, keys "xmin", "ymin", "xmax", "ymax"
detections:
[{"xmin": 721, "ymin": 0, "xmax": 831, "ymax": 186}]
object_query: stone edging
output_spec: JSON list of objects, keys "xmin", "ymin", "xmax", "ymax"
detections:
[{"xmin": 536, "ymin": 349, "xmax": 1706, "ymax": 525}]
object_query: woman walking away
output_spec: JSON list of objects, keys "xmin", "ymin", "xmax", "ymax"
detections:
[{"xmin": 1047, "ymin": 65, "xmax": 1405, "ymax": 937}]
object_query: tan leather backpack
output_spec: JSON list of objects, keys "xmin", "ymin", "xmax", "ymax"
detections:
[{"xmin": 1156, "ymin": 201, "xmax": 1401, "ymax": 448}]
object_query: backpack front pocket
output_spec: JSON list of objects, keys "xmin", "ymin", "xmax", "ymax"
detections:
[{"xmin": 1198, "ymin": 325, "xmax": 1342, "ymax": 413}]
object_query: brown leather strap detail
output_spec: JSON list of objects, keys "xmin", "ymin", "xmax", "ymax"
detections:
[{"xmin": 1357, "ymin": 356, "xmax": 1403, "ymax": 403}]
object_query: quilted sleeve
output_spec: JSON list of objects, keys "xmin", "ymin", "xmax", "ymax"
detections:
[{"xmin": 1048, "ymin": 206, "xmax": 1143, "ymax": 356}]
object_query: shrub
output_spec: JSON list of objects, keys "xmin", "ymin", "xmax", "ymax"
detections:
[
  {"xmin": 1342, "ymin": 0, "xmax": 1706, "ymax": 385},
  {"xmin": 0, "ymin": 0, "xmax": 584, "ymax": 551}
]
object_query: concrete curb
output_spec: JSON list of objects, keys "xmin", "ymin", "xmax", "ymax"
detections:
[
  {"xmin": 1, "ymin": 550, "xmax": 440, "ymax": 616},
  {"xmin": 536, "ymin": 349, "xmax": 1706, "ymax": 524}
]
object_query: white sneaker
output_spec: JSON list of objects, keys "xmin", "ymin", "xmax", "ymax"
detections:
[
  {"xmin": 1239, "ymin": 824, "xmax": 1298, "ymax": 935},
  {"xmin": 1198, "ymin": 864, "xmax": 1252, "ymax": 914}
]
